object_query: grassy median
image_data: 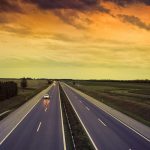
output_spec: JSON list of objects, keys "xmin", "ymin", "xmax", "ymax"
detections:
[
  {"xmin": 59, "ymin": 84, "xmax": 95, "ymax": 150},
  {"xmin": 67, "ymin": 80, "xmax": 150, "ymax": 127}
]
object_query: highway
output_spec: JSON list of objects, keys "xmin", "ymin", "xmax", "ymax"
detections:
[
  {"xmin": 0, "ymin": 82, "xmax": 149, "ymax": 150},
  {"xmin": 61, "ymin": 83, "xmax": 150, "ymax": 150},
  {"xmin": 0, "ymin": 84, "xmax": 65, "ymax": 150}
]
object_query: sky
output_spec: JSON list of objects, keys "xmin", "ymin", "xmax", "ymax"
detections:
[{"xmin": 0, "ymin": 0, "xmax": 150, "ymax": 79}]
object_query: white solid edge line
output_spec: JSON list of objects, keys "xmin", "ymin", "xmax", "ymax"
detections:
[
  {"xmin": 0, "ymin": 100, "xmax": 39, "ymax": 145},
  {"xmin": 97, "ymin": 105, "xmax": 150, "ymax": 142},
  {"xmin": 64, "ymin": 83, "xmax": 150, "ymax": 143},
  {"xmin": 98, "ymin": 119, "xmax": 107, "ymax": 127},
  {"xmin": 58, "ymin": 85, "xmax": 67, "ymax": 150},
  {"xmin": 0, "ymin": 110, "xmax": 12, "ymax": 117},
  {"xmin": 61, "ymin": 85, "xmax": 99, "ymax": 150},
  {"xmin": 0, "ymin": 85, "xmax": 53, "ymax": 145},
  {"xmin": 85, "ymin": 106, "xmax": 90, "ymax": 111},
  {"xmin": 37, "ymin": 122, "xmax": 42, "ymax": 132}
]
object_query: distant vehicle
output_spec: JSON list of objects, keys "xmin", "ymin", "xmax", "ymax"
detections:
[
  {"xmin": 43, "ymin": 94, "xmax": 50, "ymax": 108},
  {"xmin": 43, "ymin": 94, "xmax": 50, "ymax": 100}
]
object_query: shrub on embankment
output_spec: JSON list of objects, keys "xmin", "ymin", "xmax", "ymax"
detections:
[{"xmin": 0, "ymin": 81, "xmax": 18, "ymax": 101}]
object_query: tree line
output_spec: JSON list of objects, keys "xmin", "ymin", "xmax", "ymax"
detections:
[
  {"xmin": 71, "ymin": 79, "xmax": 150, "ymax": 84},
  {"xmin": 0, "ymin": 81, "xmax": 18, "ymax": 101}
]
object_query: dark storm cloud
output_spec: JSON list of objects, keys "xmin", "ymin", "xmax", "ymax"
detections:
[
  {"xmin": 103, "ymin": 0, "xmax": 150, "ymax": 7},
  {"xmin": 1, "ymin": 0, "xmax": 150, "ymax": 31},
  {"xmin": 24, "ymin": 0, "xmax": 110, "ymax": 13},
  {"xmin": 1, "ymin": 0, "xmax": 150, "ymax": 13},
  {"xmin": 0, "ymin": 0, "xmax": 22, "ymax": 12},
  {"xmin": 0, "ymin": 0, "xmax": 110, "ymax": 30},
  {"xmin": 25, "ymin": 0, "xmax": 97, "ymax": 9},
  {"xmin": 24, "ymin": 0, "xmax": 110, "ymax": 29},
  {"xmin": 118, "ymin": 14, "xmax": 150, "ymax": 31}
]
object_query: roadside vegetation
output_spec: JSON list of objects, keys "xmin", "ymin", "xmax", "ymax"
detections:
[
  {"xmin": 20, "ymin": 78, "xmax": 28, "ymax": 89},
  {"xmin": 67, "ymin": 80, "xmax": 150, "ymax": 126},
  {"xmin": 0, "ymin": 81, "xmax": 18, "ymax": 101},
  {"xmin": 0, "ymin": 78, "xmax": 49, "ymax": 120},
  {"xmin": 59, "ymin": 84, "xmax": 94, "ymax": 150}
]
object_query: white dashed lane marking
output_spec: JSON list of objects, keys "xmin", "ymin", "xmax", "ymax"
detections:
[
  {"xmin": 37, "ymin": 122, "xmax": 42, "ymax": 132},
  {"xmin": 98, "ymin": 118, "xmax": 107, "ymax": 127}
]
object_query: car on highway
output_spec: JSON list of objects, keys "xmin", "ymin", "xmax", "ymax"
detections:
[
  {"xmin": 43, "ymin": 94, "xmax": 50, "ymax": 108},
  {"xmin": 43, "ymin": 94, "xmax": 50, "ymax": 99}
]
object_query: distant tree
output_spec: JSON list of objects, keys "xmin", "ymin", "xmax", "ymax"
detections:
[
  {"xmin": 26, "ymin": 77, "xmax": 33, "ymax": 80},
  {"xmin": 20, "ymin": 78, "xmax": 27, "ymax": 89}
]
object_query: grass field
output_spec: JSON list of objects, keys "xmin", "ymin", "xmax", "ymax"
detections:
[
  {"xmin": 68, "ymin": 80, "xmax": 150, "ymax": 126},
  {"xmin": 0, "ymin": 79, "xmax": 48, "ymax": 119}
]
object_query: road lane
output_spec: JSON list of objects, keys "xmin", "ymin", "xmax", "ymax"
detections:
[
  {"xmin": 0, "ymin": 85, "xmax": 52, "ymax": 145},
  {"xmin": 0, "ymin": 84, "xmax": 65, "ymax": 150},
  {"xmin": 61, "ymin": 83, "xmax": 150, "ymax": 150}
]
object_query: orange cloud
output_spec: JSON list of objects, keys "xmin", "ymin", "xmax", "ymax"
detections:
[{"xmin": 0, "ymin": 0, "xmax": 150, "ymax": 79}]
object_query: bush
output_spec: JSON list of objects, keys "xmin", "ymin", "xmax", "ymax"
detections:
[
  {"xmin": 47, "ymin": 80, "xmax": 53, "ymax": 85},
  {"xmin": 0, "ymin": 81, "xmax": 18, "ymax": 101},
  {"xmin": 20, "ymin": 78, "xmax": 27, "ymax": 89}
]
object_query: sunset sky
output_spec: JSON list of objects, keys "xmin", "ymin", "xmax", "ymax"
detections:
[{"xmin": 0, "ymin": 0, "xmax": 150, "ymax": 79}]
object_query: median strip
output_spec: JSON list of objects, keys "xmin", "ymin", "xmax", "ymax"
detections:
[
  {"xmin": 59, "ymin": 85, "xmax": 75, "ymax": 150},
  {"xmin": 64, "ymin": 105, "xmax": 76, "ymax": 150},
  {"xmin": 58, "ymin": 85, "xmax": 67, "ymax": 150},
  {"xmin": 59, "ymin": 83, "xmax": 96, "ymax": 150}
]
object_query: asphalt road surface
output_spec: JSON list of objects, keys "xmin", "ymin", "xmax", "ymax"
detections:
[
  {"xmin": 0, "ymin": 84, "xmax": 65, "ymax": 150},
  {"xmin": 61, "ymin": 83, "xmax": 150, "ymax": 150},
  {"xmin": 0, "ymin": 82, "xmax": 149, "ymax": 150}
]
